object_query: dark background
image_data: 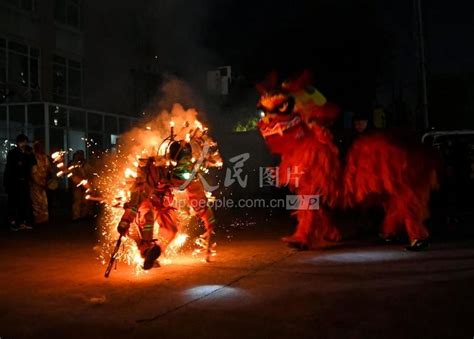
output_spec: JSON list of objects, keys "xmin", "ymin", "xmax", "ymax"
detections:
[{"xmin": 2, "ymin": 0, "xmax": 474, "ymax": 129}]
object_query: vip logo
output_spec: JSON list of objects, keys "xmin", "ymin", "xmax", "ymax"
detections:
[{"xmin": 285, "ymin": 195, "xmax": 320, "ymax": 210}]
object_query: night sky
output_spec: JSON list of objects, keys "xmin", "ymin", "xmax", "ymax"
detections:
[
  {"xmin": 377, "ymin": 1, "xmax": 474, "ymax": 86},
  {"xmin": 98, "ymin": 0, "xmax": 474, "ymax": 124},
  {"xmin": 148, "ymin": 0, "xmax": 473, "ymax": 113},
  {"xmin": 203, "ymin": 0, "xmax": 374, "ymax": 112}
]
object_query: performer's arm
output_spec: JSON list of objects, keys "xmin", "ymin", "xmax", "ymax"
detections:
[{"xmin": 117, "ymin": 168, "xmax": 146, "ymax": 236}]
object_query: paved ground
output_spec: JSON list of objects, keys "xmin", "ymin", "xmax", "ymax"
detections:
[{"xmin": 0, "ymin": 220, "xmax": 473, "ymax": 339}]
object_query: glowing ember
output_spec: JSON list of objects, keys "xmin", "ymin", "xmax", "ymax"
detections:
[
  {"xmin": 51, "ymin": 151, "xmax": 61, "ymax": 160},
  {"xmin": 76, "ymin": 179, "xmax": 88, "ymax": 187}
]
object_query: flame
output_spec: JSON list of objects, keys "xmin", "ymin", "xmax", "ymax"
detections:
[
  {"xmin": 76, "ymin": 179, "xmax": 88, "ymax": 187},
  {"xmin": 124, "ymin": 168, "xmax": 137, "ymax": 178},
  {"xmin": 92, "ymin": 104, "xmax": 222, "ymax": 274},
  {"xmin": 194, "ymin": 120, "xmax": 203, "ymax": 131},
  {"xmin": 169, "ymin": 233, "xmax": 188, "ymax": 250}
]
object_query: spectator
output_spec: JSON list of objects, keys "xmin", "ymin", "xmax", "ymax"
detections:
[
  {"xmin": 339, "ymin": 112, "xmax": 372, "ymax": 157},
  {"xmin": 352, "ymin": 112, "xmax": 370, "ymax": 135},
  {"xmin": 69, "ymin": 150, "xmax": 93, "ymax": 221},
  {"xmin": 30, "ymin": 141, "xmax": 52, "ymax": 224},
  {"xmin": 4, "ymin": 134, "xmax": 36, "ymax": 231}
]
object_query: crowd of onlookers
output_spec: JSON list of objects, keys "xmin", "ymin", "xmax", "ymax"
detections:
[{"xmin": 3, "ymin": 134, "xmax": 92, "ymax": 231}]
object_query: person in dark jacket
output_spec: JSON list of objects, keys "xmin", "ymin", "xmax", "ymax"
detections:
[
  {"xmin": 352, "ymin": 112, "xmax": 371, "ymax": 135},
  {"xmin": 4, "ymin": 134, "xmax": 36, "ymax": 231}
]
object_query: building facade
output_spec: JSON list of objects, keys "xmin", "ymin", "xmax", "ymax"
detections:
[{"xmin": 0, "ymin": 0, "xmax": 141, "ymax": 193}]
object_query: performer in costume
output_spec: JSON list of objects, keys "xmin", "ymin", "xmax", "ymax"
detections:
[
  {"xmin": 257, "ymin": 71, "xmax": 438, "ymax": 251},
  {"xmin": 117, "ymin": 135, "xmax": 219, "ymax": 270},
  {"xmin": 30, "ymin": 141, "xmax": 52, "ymax": 224}
]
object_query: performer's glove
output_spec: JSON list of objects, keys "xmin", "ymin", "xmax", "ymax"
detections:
[{"xmin": 117, "ymin": 221, "xmax": 130, "ymax": 236}]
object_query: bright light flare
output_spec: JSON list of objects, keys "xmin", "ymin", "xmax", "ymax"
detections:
[
  {"xmin": 124, "ymin": 168, "xmax": 137, "ymax": 178},
  {"xmin": 169, "ymin": 233, "xmax": 188, "ymax": 250},
  {"xmin": 51, "ymin": 151, "xmax": 61, "ymax": 160},
  {"xmin": 194, "ymin": 120, "xmax": 203, "ymax": 130}
]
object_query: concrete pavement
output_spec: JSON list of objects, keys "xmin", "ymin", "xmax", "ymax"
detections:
[{"xmin": 0, "ymin": 222, "xmax": 473, "ymax": 338}]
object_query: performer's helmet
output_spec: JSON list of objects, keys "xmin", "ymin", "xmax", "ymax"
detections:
[{"xmin": 169, "ymin": 141, "xmax": 192, "ymax": 161}]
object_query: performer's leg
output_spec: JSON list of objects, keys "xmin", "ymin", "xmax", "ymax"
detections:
[
  {"xmin": 136, "ymin": 201, "xmax": 162, "ymax": 270},
  {"xmin": 283, "ymin": 209, "xmax": 312, "ymax": 248},
  {"xmin": 186, "ymin": 180, "xmax": 214, "ymax": 234},
  {"xmin": 385, "ymin": 193, "xmax": 430, "ymax": 251},
  {"xmin": 7, "ymin": 188, "xmax": 19, "ymax": 228},
  {"xmin": 155, "ymin": 208, "xmax": 178, "ymax": 251},
  {"xmin": 72, "ymin": 188, "xmax": 82, "ymax": 221},
  {"xmin": 200, "ymin": 208, "xmax": 215, "ymax": 234},
  {"xmin": 381, "ymin": 199, "xmax": 404, "ymax": 240},
  {"xmin": 136, "ymin": 201, "xmax": 156, "ymax": 257},
  {"xmin": 285, "ymin": 209, "xmax": 339, "ymax": 249},
  {"xmin": 31, "ymin": 184, "xmax": 49, "ymax": 224},
  {"xmin": 405, "ymin": 217, "xmax": 429, "ymax": 242},
  {"xmin": 40, "ymin": 187, "xmax": 49, "ymax": 223},
  {"xmin": 405, "ymin": 190, "xmax": 430, "ymax": 246}
]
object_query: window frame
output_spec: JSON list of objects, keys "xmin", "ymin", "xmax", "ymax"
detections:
[
  {"xmin": 0, "ymin": 0, "xmax": 37, "ymax": 13},
  {"xmin": 52, "ymin": 54, "xmax": 83, "ymax": 106},
  {"xmin": 54, "ymin": 0, "xmax": 82, "ymax": 30},
  {"xmin": 0, "ymin": 36, "xmax": 41, "ymax": 101}
]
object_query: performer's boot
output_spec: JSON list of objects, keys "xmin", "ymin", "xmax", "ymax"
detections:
[
  {"xmin": 143, "ymin": 244, "xmax": 162, "ymax": 270},
  {"xmin": 281, "ymin": 235, "xmax": 309, "ymax": 250},
  {"xmin": 405, "ymin": 239, "xmax": 430, "ymax": 252},
  {"xmin": 378, "ymin": 233, "xmax": 397, "ymax": 243},
  {"xmin": 404, "ymin": 218, "xmax": 430, "ymax": 252}
]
